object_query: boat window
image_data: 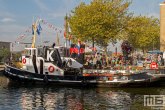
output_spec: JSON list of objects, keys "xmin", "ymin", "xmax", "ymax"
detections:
[
  {"xmin": 38, "ymin": 48, "xmax": 44, "ymax": 57},
  {"xmin": 51, "ymin": 49, "xmax": 63, "ymax": 67},
  {"xmin": 57, "ymin": 47, "xmax": 70, "ymax": 57},
  {"xmin": 33, "ymin": 49, "xmax": 36, "ymax": 56}
]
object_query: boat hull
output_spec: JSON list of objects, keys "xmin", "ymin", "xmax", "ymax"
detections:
[{"xmin": 3, "ymin": 65, "xmax": 161, "ymax": 88}]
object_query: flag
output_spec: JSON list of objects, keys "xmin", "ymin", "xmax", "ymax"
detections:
[
  {"xmin": 37, "ymin": 23, "xmax": 42, "ymax": 35},
  {"xmin": 77, "ymin": 39, "xmax": 81, "ymax": 48},
  {"xmin": 64, "ymin": 31, "xmax": 66, "ymax": 38},
  {"xmin": 43, "ymin": 41, "xmax": 49, "ymax": 43},
  {"xmin": 76, "ymin": 40, "xmax": 81, "ymax": 56}
]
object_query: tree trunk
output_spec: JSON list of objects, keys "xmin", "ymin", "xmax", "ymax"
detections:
[
  {"xmin": 103, "ymin": 46, "xmax": 109, "ymax": 66},
  {"xmin": 92, "ymin": 37, "xmax": 94, "ymax": 51}
]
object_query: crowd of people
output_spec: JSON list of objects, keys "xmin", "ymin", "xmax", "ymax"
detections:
[{"xmin": 84, "ymin": 52, "xmax": 164, "ymax": 69}]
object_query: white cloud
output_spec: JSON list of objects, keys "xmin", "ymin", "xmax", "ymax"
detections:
[
  {"xmin": 0, "ymin": 1, "xmax": 15, "ymax": 18},
  {"xmin": 1, "ymin": 18, "xmax": 15, "ymax": 23},
  {"xmin": 34, "ymin": 0, "xmax": 50, "ymax": 12},
  {"xmin": 0, "ymin": 11, "xmax": 14, "ymax": 18},
  {"xmin": 0, "ymin": 24, "xmax": 31, "ymax": 51},
  {"xmin": 0, "ymin": 24, "xmax": 27, "ymax": 45},
  {"xmin": 0, "ymin": 24, "xmax": 26, "ymax": 33}
]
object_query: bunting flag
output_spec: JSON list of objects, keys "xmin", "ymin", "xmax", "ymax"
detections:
[
  {"xmin": 40, "ymin": 19, "xmax": 63, "ymax": 34},
  {"xmin": 15, "ymin": 26, "xmax": 32, "ymax": 45},
  {"xmin": 43, "ymin": 41, "xmax": 49, "ymax": 43},
  {"xmin": 64, "ymin": 31, "xmax": 66, "ymax": 38},
  {"xmin": 14, "ymin": 18, "xmax": 65, "ymax": 47}
]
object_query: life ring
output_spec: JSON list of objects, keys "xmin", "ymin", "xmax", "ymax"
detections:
[
  {"xmin": 48, "ymin": 66, "xmax": 55, "ymax": 73},
  {"xmin": 22, "ymin": 58, "xmax": 26, "ymax": 64}
]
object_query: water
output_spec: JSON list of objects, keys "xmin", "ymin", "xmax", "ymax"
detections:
[{"xmin": 0, "ymin": 74, "xmax": 164, "ymax": 110}]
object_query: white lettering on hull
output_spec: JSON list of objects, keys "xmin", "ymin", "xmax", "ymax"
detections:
[{"xmin": 47, "ymin": 50, "xmax": 54, "ymax": 61}]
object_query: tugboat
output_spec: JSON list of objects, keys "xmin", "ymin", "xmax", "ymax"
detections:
[
  {"xmin": 3, "ymin": 20, "xmax": 161, "ymax": 87},
  {"xmin": 4, "ymin": 59, "xmax": 161, "ymax": 87}
]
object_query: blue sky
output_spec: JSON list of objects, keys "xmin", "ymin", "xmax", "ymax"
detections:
[{"xmin": 0, "ymin": 0, "xmax": 163, "ymax": 51}]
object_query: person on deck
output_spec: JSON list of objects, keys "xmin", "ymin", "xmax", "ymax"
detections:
[
  {"xmin": 96, "ymin": 53, "xmax": 102, "ymax": 69},
  {"xmin": 52, "ymin": 43, "xmax": 56, "ymax": 48},
  {"xmin": 93, "ymin": 56, "xmax": 97, "ymax": 69}
]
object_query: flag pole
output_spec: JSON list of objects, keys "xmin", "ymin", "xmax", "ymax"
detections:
[
  {"xmin": 64, "ymin": 13, "xmax": 68, "ymax": 56},
  {"xmin": 56, "ymin": 32, "xmax": 60, "ymax": 46}
]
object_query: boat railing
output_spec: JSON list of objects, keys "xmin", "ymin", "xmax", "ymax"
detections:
[{"xmin": 143, "ymin": 69, "xmax": 165, "ymax": 74}]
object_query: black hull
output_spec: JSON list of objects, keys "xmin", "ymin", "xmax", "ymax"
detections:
[{"xmin": 3, "ymin": 65, "xmax": 161, "ymax": 88}]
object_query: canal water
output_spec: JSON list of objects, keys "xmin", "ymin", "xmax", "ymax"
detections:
[{"xmin": 0, "ymin": 72, "xmax": 164, "ymax": 110}]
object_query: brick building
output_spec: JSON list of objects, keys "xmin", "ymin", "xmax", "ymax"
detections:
[{"xmin": 160, "ymin": 2, "xmax": 165, "ymax": 51}]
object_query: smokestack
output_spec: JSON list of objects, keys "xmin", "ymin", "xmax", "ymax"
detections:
[{"xmin": 160, "ymin": 2, "xmax": 165, "ymax": 51}]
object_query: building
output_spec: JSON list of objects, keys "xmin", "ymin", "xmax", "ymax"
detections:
[
  {"xmin": 0, "ymin": 41, "xmax": 11, "ymax": 51},
  {"xmin": 160, "ymin": 2, "xmax": 165, "ymax": 51}
]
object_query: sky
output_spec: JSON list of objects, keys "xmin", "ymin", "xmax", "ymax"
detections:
[{"xmin": 0, "ymin": 0, "xmax": 164, "ymax": 51}]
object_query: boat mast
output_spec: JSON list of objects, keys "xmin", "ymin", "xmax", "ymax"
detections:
[{"xmin": 31, "ymin": 20, "xmax": 38, "ymax": 48}]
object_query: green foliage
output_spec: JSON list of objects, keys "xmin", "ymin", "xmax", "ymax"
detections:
[
  {"xmin": 0, "ymin": 48, "xmax": 10, "ymax": 62},
  {"xmin": 126, "ymin": 16, "xmax": 160, "ymax": 51},
  {"xmin": 69, "ymin": 0, "xmax": 160, "ymax": 52},
  {"xmin": 69, "ymin": 0, "xmax": 131, "ymax": 48},
  {"xmin": 13, "ymin": 52, "xmax": 21, "ymax": 62}
]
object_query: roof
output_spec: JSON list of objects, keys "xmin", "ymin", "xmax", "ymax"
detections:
[{"xmin": 0, "ymin": 41, "xmax": 11, "ymax": 43}]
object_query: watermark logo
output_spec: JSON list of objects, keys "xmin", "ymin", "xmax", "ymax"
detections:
[{"xmin": 144, "ymin": 95, "xmax": 165, "ymax": 109}]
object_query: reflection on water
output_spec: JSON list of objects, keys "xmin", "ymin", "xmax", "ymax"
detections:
[{"xmin": 0, "ymin": 75, "xmax": 164, "ymax": 110}]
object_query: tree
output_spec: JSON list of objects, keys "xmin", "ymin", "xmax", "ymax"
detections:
[
  {"xmin": 126, "ymin": 16, "xmax": 160, "ymax": 52},
  {"xmin": 69, "ymin": 0, "xmax": 131, "ymax": 51},
  {"xmin": 13, "ymin": 52, "xmax": 22, "ymax": 62},
  {"xmin": 0, "ymin": 48, "xmax": 10, "ymax": 62},
  {"xmin": 121, "ymin": 40, "xmax": 132, "ymax": 60}
]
